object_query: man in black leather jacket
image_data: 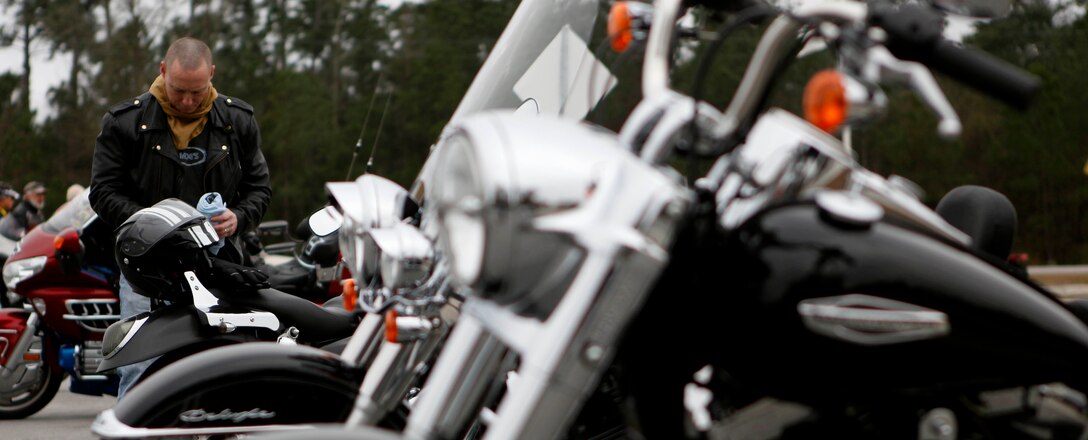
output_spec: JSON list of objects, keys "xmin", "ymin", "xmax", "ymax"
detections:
[{"xmin": 89, "ymin": 37, "xmax": 271, "ymax": 399}]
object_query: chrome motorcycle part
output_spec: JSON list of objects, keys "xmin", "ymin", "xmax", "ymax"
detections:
[
  {"xmin": 75, "ymin": 340, "xmax": 109, "ymax": 379},
  {"xmin": 63, "ymin": 298, "xmax": 120, "ymax": 331},
  {"xmin": 918, "ymin": 407, "xmax": 957, "ymax": 440},
  {"xmin": 309, "ymin": 206, "xmax": 343, "ymax": 238},
  {"xmin": 433, "ymin": 113, "xmax": 686, "ymax": 318},
  {"xmin": 277, "ymin": 327, "xmax": 300, "ymax": 346},
  {"xmin": 367, "ymin": 223, "xmax": 434, "ymax": 291},
  {"xmin": 415, "ymin": 112, "xmax": 693, "ymax": 439},
  {"xmin": 328, "ymin": 174, "xmax": 418, "ymax": 293},
  {"xmin": 798, "ymin": 294, "xmax": 951, "ymax": 345},
  {"xmin": 815, "ymin": 190, "xmax": 884, "ymax": 227}
]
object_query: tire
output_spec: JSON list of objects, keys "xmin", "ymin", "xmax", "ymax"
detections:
[{"xmin": 0, "ymin": 364, "xmax": 64, "ymax": 419}]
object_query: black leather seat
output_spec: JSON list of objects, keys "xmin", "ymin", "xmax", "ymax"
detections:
[
  {"xmin": 936, "ymin": 185, "xmax": 1017, "ymax": 261},
  {"xmin": 212, "ymin": 287, "xmax": 357, "ymax": 344}
]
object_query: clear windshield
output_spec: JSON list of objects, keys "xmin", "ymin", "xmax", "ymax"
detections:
[
  {"xmin": 444, "ymin": 0, "xmax": 643, "ymax": 133},
  {"xmin": 40, "ymin": 188, "xmax": 97, "ymax": 235}
]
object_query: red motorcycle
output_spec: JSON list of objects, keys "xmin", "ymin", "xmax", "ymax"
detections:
[
  {"xmin": 0, "ymin": 189, "xmax": 119, "ymax": 418},
  {"xmin": 0, "ymin": 190, "xmax": 347, "ymax": 418}
]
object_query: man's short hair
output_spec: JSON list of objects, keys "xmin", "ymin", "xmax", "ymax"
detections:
[{"xmin": 164, "ymin": 37, "xmax": 213, "ymax": 70}]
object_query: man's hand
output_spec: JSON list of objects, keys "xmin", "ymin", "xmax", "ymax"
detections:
[{"xmin": 210, "ymin": 209, "xmax": 239, "ymax": 238}]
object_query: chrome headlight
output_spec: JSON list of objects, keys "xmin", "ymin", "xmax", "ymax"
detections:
[
  {"xmin": 431, "ymin": 113, "xmax": 634, "ymax": 316},
  {"xmin": 327, "ymin": 174, "xmax": 419, "ymax": 288},
  {"xmin": 433, "ymin": 134, "xmax": 486, "ymax": 285},
  {"xmin": 368, "ymin": 223, "xmax": 434, "ymax": 290},
  {"xmin": 3, "ymin": 256, "xmax": 48, "ymax": 291}
]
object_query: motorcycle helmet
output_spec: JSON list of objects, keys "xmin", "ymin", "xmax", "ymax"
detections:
[{"xmin": 115, "ymin": 199, "xmax": 219, "ymax": 301}]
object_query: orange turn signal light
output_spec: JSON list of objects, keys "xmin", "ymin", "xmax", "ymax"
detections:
[
  {"xmin": 341, "ymin": 279, "xmax": 357, "ymax": 311},
  {"xmin": 23, "ymin": 353, "xmax": 41, "ymax": 361},
  {"xmin": 54, "ymin": 228, "xmax": 81, "ymax": 254},
  {"xmin": 608, "ymin": 2, "xmax": 634, "ymax": 53},
  {"xmin": 803, "ymin": 69, "xmax": 848, "ymax": 133},
  {"xmin": 385, "ymin": 309, "xmax": 398, "ymax": 343}
]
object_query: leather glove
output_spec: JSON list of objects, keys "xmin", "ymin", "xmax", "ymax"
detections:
[{"xmin": 208, "ymin": 256, "xmax": 271, "ymax": 291}]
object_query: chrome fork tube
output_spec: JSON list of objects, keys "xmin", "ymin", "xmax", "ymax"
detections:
[
  {"xmin": 341, "ymin": 312, "xmax": 384, "ymax": 369},
  {"xmin": 404, "ymin": 314, "xmax": 506, "ymax": 440},
  {"xmin": 345, "ymin": 317, "xmax": 450, "ymax": 428}
]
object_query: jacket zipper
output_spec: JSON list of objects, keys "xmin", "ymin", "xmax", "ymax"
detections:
[{"xmin": 203, "ymin": 143, "xmax": 230, "ymax": 190}]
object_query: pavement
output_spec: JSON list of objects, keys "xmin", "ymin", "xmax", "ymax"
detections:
[{"xmin": 0, "ymin": 378, "xmax": 115, "ymax": 440}]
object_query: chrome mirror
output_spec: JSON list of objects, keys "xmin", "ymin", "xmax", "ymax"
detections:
[
  {"xmin": 308, "ymin": 205, "xmax": 343, "ymax": 238},
  {"xmin": 326, "ymin": 174, "xmax": 418, "ymax": 233}
]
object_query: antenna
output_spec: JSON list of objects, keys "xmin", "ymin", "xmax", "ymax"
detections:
[
  {"xmin": 346, "ymin": 72, "xmax": 384, "ymax": 180},
  {"xmin": 365, "ymin": 86, "xmax": 394, "ymax": 174}
]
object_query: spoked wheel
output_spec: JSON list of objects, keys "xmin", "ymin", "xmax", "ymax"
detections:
[{"xmin": 0, "ymin": 363, "xmax": 64, "ymax": 419}]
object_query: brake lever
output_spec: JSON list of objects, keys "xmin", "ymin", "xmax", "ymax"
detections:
[{"xmin": 862, "ymin": 45, "xmax": 962, "ymax": 139}]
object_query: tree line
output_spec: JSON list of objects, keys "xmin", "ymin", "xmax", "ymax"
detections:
[{"xmin": 0, "ymin": 0, "xmax": 1085, "ymax": 264}]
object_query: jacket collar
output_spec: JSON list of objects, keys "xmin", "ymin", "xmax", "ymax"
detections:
[{"xmin": 139, "ymin": 92, "xmax": 229, "ymax": 132}]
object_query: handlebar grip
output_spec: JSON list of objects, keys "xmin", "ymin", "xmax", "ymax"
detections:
[
  {"xmin": 925, "ymin": 40, "xmax": 1041, "ymax": 110},
  {"xmin": 872, "ymin": 4, "xmax": 1041, "ymax": 110}
]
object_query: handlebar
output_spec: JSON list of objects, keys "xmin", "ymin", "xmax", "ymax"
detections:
[{"xmin": 870, "ymin": 4, "xmax": 1041, "ymax": 110}]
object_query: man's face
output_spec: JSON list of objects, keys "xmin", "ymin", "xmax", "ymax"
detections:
[
  {"xmin": 25, "ymin": 191, "xmax": 45, "ymax": 209},
  {"xmin": 160, "ymin": 59, "xmax": 215, "ymax": 115},
  {"xmin": 0, "ymin": 196, "xmax": 13, "ymax": 211}
]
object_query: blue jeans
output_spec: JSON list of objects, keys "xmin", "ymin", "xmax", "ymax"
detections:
[{"xmin": 116, "ymin": 276, "xmax": 159, "ymax": 400}]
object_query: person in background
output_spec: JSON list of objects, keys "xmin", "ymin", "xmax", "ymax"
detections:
[
  {"xmin": 66, "ymin": 183, "xmax": 85, "ymax": 202},
  {"xmin": 54, "ymin": 183, "xmax": 87, "ymax": 214},
  {"xmin": 89, "ymin": 36, "xmax": 271, "ymax": 400},
  {"xmin": 6, "ymin": 181, "xmax": 47, "ymax": 237},
  {"xmin": 0, "ymin": 182, "xmax": 17, "ymax": 217}
]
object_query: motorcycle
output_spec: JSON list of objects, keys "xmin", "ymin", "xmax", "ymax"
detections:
[
  {"xmin": 0, "ymin": 189, "xmax": 121, "ymax": 418},
  {"xmin": 92, "ymin": 174, "xmax": 431, "ymax": 438},
  {"xmin": 0, "ymin": 189, "xmax": 348, "ymax": 419},
  {"xmin": 246, "ymin": 0, "xmax": 1088, "ymax": 438},
  {"xmin": 91, "ymin": 198, "xmax": 359, "ymax": 382}
]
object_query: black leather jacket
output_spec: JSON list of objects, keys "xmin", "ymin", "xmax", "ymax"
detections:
[{"xmin": 89, "ymin": 92, "xmax": 271, "ymax": 236}]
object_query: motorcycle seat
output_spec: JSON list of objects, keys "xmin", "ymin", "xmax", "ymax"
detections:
[
  {"xmin": 212, "ymin": 287, "xmax": 356, "ymax": 344},
  {"xmin": 936, "ymin": 185, "xmax": 1017, "ymax": 261}
]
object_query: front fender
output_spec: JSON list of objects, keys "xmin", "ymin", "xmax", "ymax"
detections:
[
  {"xmin": 98, "ymin": 305, "xmax": 264, "ymax": 372},
  {"xmin": 95, "ymin": 343, "xmax": 361, "ymax": 434}
]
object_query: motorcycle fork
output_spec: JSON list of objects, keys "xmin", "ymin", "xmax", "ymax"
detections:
[
  {"xmin": 0, "ymin": 312, "xmax": 47, "ymax": 393},
  {"xmin": 345, "ymin": 317, "xmax": 450, "ymax": 427},
  {"xmin": 404, "ymin": 317, "xmax": 507, "ymax": 440},
  {"xmin": 404, "ymin": 250, "xmax": 663, "ymax": 440}
]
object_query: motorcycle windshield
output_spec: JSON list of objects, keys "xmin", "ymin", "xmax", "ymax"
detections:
[
  {"xmin": 39, "ymin": 188, "xmax": 97, "ymax": 235},
  {"xmin": 445, "ymin": 0, "xmax": 639, "ymax": 132}
]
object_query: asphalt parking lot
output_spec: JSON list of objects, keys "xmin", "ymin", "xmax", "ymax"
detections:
[{"xmin": 1, "ymin": 378, "xmax": 115, "ymax": 440}]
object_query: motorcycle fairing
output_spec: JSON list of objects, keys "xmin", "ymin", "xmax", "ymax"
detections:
[
  {"xmin": 93, "ymin": 343, "xmax": 360, "ymax": 437},
  {"xmin": 713, "ymin": 203, "xmax": 1088, "ymax": 401},
  {"xmin": 0, "ymin": 308, "xmax": 30, "ymax": 367}
]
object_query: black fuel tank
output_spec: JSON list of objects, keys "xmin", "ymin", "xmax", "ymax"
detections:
[{"xmin": 712, "ymin": 202, "xmax": 1088, "ymax": 401}]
